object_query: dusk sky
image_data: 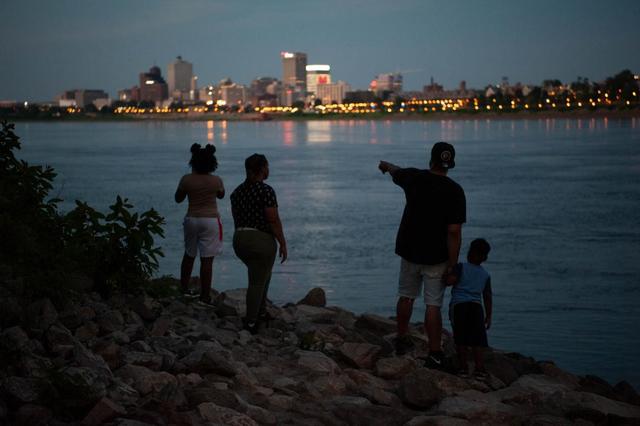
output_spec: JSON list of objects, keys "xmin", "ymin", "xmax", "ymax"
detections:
[{"xmin": 2, "ymin": 0, "xmax": 639, "ymax": 101}]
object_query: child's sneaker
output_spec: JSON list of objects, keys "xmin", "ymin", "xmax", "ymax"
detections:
[
  {"xmin": 393, "ymin": 335, "xmax": 415, "ymax": 356},
  {"xmin": 424, "ymin": 351, "xmax": 446, "ymax": 371}
]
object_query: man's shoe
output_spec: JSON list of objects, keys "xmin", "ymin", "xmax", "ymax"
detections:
[
  {"xmin": 181, "ymin": 288, "xmax": 198, "ymax": 298},
  {"xmin": 393, "ymin": 335, "xmax": 415, "ymax": 356},
  {"xmin": 474, "ymin": 369, "xmax": 489, "ymax": 381},
  {"xmin": 424, "ymin": 351, "xmax": 446, "ymax": 371},
  {"xmin": 242, "ymin": 318, "xmax": 259, "ymax": 335}
]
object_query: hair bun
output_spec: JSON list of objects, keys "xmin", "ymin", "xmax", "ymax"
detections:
[
  {"xmin": 205, "ymin": 144, "xmax": 216, "ymax": 154},
  {"xmin": 190, "ymin": 143, "xmax": 201, "ymax": 154}
]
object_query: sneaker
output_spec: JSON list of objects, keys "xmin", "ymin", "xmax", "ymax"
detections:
[
  {"xmin": 456, "ymin": 368, "xmax": 470, "ymax": 378},
  {"xmin": 181, "ymin": 288, "xmax": 198, "ymax": 298},
  {"xmin": 424, "ymin": 351, "xmax": 446, "ymax": 371},
  {"xmin": 393, "ymin": 335, "xmax": 415, "ymax": 356},
  {"xmin": 242, "ymin": 318, "xmax": 259, "ymax": 335},
  {"xmin": 196, "ymin": 297, "xmax": 214, "ymax": 307}
]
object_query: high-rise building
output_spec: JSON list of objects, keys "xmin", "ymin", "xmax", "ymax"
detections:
[
  {"xmin": 281, "ymin": 52, "xmax": 307, "ymax": 105},
  {"xmin": 167, "ymin": 56, "xmax": 193, "ymax": 100},
  {"xmin": 316, "ymin": 81, "xmax": 351, "ymax": 105},
  {"xmin": 306, "ymin": 65, "xmax": 331, "ymax": 96},
  {"xmin": 139, "ymin": 66, "xmax": 168, "ymax": 104},
  {"xmin": 372, "ymin": 73, "xmax": 403, "ymax": 95}
]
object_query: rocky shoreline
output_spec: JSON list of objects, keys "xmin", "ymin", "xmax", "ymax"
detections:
[{"xmin": 1, "ymin": 280, "xmax": 639, "ymax": 425}]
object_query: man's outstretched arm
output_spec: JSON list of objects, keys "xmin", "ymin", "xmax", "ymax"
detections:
[{"xmin": 379, "ymin": 161, "xmax": 401, "ymax": 177}]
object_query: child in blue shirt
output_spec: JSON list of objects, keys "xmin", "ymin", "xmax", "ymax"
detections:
[{"xmin": 446, "ymin": 238, "xmax": 492, "ymax": 378}]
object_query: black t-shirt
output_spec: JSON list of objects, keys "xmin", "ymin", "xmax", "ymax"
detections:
[
  {"xmin": 392, "ymin": 168, "xmax": 466, "ymax": 265},
  {"xmin": 230, "ymin": 181, "xmax": 278, "ymax": 233}
]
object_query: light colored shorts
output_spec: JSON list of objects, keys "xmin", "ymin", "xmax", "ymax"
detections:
[
  {"xmin": 183, "ymin": 216, "xmax": 223, "ymax": 258},
  {"xmin": 398, "ymin": 259, "xmax": 448, "ymax": 306}
]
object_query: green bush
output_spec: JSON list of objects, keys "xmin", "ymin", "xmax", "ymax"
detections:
[{"xmin": 0, "ymin": 120, "xmax": 165, "ymax": 300}]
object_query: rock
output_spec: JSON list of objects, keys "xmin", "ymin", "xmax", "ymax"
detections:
[
  {"xmin": 404, "ymin": 416, "xmax": 471, "ymax": 426},
  {"xmin": 435, "ymin": 390, "xmax": 518, "ymax": 422},
  {"xmin": 26, "ymin": 298, "xmax": 58, "ymax": 333},
  {"xmin": 122, "ymin": 351, "xmax": 164, "ymax": 371},
  {"xmin": 150, "ymin": 316, "xmax": 172, "ymax": 337},
  {"xmin": 44, "ymin": 323, "xmax": 76, "ymax": 355},
  {"xmin": 550, "ymin": 390, "xmax": 640, "ymax": 422},
  {"xmin": 107, "ymin": 378, "xmax": 140, "ymax": 407},
  {"xmin": 179, "ymin": 342, "xmax": 237, "ymax": 376},
  {"xmin": 268, "ymin": 394, "xmax": 295, "ymax": 411},
  {"xmin": 613, "ymin": 380, "xmax": 640, "ymax": 406},
  {"xmin": 297, "ymin": 287, "xmax": 326, "ymax": 307},
  {"xmin": 82, "ymin": 397, "xmax": 126, "ymax": 425},
  {"xmin": 75, "ymin": 321, "xmax": 100, "ymax": 342},
  {"xmin": 483, "ymin": 350, "xmax": 521, "ymax": 385},
  {"xmin": 339, "ymin": 342, "xmax": 382, "ymax": 369},
  {"xmin": 294, "ymin": 304, "xmax": 339, "ymax": 323},
  {"xmin": 14, "ymin": 404, "xmax": 52, "ymax": 426},
  {"xmin": 73, "ymin": 342, "xmax": 113, "ymax": 380},
  {"xmin": 578, "ymin": 374, "xmax": 618, "ymax": 400},
  {"xmin": 96, "ymin": 309, "xmax": 125, "ymax": 334},
  {"xmin": 185, "ymin": 384, "xmax": 242, "ymax": 410},
  {"xmin": 330, "ymin": 396, "xmax": 410, "ymax": 426},
  {"xmin": 355, "ymin": 313, "xmax": 398, "ymax": 335},
  {"xmin": 0, "ymin": 326, "xmax": 30, "ymax": 352},
  {"xmin": 312, "ymin": 375, "xmax": 348, "ymax": 395},
  {"xmin": 197, "ymin": 402, "xmax": 259, "ymax": 425},
  {"xmin": 130, "ymin": 295, "xmax": 157, "ymax": 321},
  {"xmin": 399, "ymin": 368, "xmax": 467, "ymax": 409},
  {"xmin": 215, "ymin": 288, "xmax": 247, "ymax": 317},
  {"xmin": 1, "ymin": 377, "xmax": 46, "ymax": 403},
  {"xmin": 375, "ymin": 357, "xmax": 418, "ymax": 379},
  {"xmin": 296, "ymin": 350, "xmax": 340, "ymax": 374},
  {"xmin": 93, "ymin": 340, "xmax": 122, "ymax": 371},
  {"xmin": 115, "ymin": 364, "xmax": 178, "ymax": 399},
  {"xmin": 49, "ymin": 366, "xmax": 107, "ymax": 408},
  {"xmin": 345, "ymin": 369, "xmax": 395, "ymax": 391},
  {"xmin": 17, "ymin": 353, "xmax": 54, "ymax": 379},
  {"xmin": 537, "ymin": 361, "xmax": 580, "ymax": 389}
]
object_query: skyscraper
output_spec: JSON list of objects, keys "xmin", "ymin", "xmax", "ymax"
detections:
[
  {"xmin": 139, "ymin": 66, "xmax": 168, "ymax": 104},
  {"xmin": 306, "ymin": 65, "xmax": 331, "ymax": 96},
  {"xmin": 281, "ymin": 51, "xmax": 307, "ymax": 96},
  {"xmin": 167, "ymin": 56, "xmax": 193, "ymax": 100}
]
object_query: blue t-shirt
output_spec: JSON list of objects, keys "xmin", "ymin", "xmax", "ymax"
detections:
[{"xmin": 450, "ymin": 263, "xmax": 491, "ymax": 305}]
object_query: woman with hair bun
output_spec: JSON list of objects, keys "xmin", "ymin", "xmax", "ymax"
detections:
[{"xmin": 175, "ymin": 143, "xmax": 225, "ymax": 304}]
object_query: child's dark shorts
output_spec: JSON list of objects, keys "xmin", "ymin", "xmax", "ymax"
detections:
[{"xmin": 450, "ymin": 302, "xmax": 488, "ymax": 347}]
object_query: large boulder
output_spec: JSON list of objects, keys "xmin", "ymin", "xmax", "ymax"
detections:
[
  {"xmin": 215, "ymin": 289, "xmax": 247, "ymax": 317},
  {"xmin": 434, "ymin": 390, "xmax": 519, "ymax": 423},
  {"xmin": 399, "ymin": 368, "xmax": 467, "ymax": 409},
  {"xmin": 548, "ymin": 390, "xmax": 640, "ymax": 423},
  {"xmin": 296, "ymin": 350, "xmax": 340, "ymax": 374},
  {"xmin": 1, "ymin": 377, "xmax": 46, "ymax": 404},
  {"xmin": 197, "ymin": 402, "xmax": 258, "ymax": 426},
  {"xmin": 82, "ymin": 397, "xmax": 127, "ymax": 425},
  {"xmin": 115, "ymin": 364, "xmax": 178, "ymax": 400},
  {"xmin": 354, "ymin": 313, "xmax": 397, "ymax": 335},
  {"xmin": 375, "ymin": 357, "xmax": 418, "ymax": 380},
  {"xmin": 48, "ymin": 366, "xmax": 108, "ymax": 409},
  {"xmin": 297, "ymin": 287, "xmax": 326, "ymax": 307},
  {"xmin": 339, "ymin": 342, "xmax": 382, "ymax": 369}
]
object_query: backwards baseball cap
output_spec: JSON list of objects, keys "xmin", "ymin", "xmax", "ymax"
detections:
[{"xmin": 430, "ymin": 142, "xmax": 456, "ymax": 169}]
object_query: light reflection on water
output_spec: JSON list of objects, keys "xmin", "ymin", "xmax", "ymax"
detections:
[{"xmin": 16, "ymin": 117, "xmax": 640, "ymax": 387}]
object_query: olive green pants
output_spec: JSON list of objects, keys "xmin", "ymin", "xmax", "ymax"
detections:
[{"xmin": 233, "ymin": 230, "xmax": 277, "ymax": 324}]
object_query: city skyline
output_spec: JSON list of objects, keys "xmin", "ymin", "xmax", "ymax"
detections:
[{"xmin": 2, "ymin": 0, "xmax": 640, "ymax": 101}]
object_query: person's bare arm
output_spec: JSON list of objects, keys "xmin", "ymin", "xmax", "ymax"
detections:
[
  {"xmin": 483, "ymin": 279, "xmax": 493, "ymax": 330},
  {"xmin": 378, "ymin": 161, "xmax": 401, "ymax": 177},
  {"xmin": 446, "ymin": 223, "xmax": 462, "ymax": 268},
  {"xmin": 265, "ymin": 207, "xmax": 287, "ymax": 263},
  {"xmin": 175, "ymin": 187, "xmax": 186, "ymax": 203}
]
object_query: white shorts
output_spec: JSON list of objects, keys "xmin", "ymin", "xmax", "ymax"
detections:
[
  {"xmin": 183, "ymin": 216, "xmax": 223, "ymax": 258},
  {"xmin": 398, "ymin": 259, "xmax": 448, "ymax": 307}
]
